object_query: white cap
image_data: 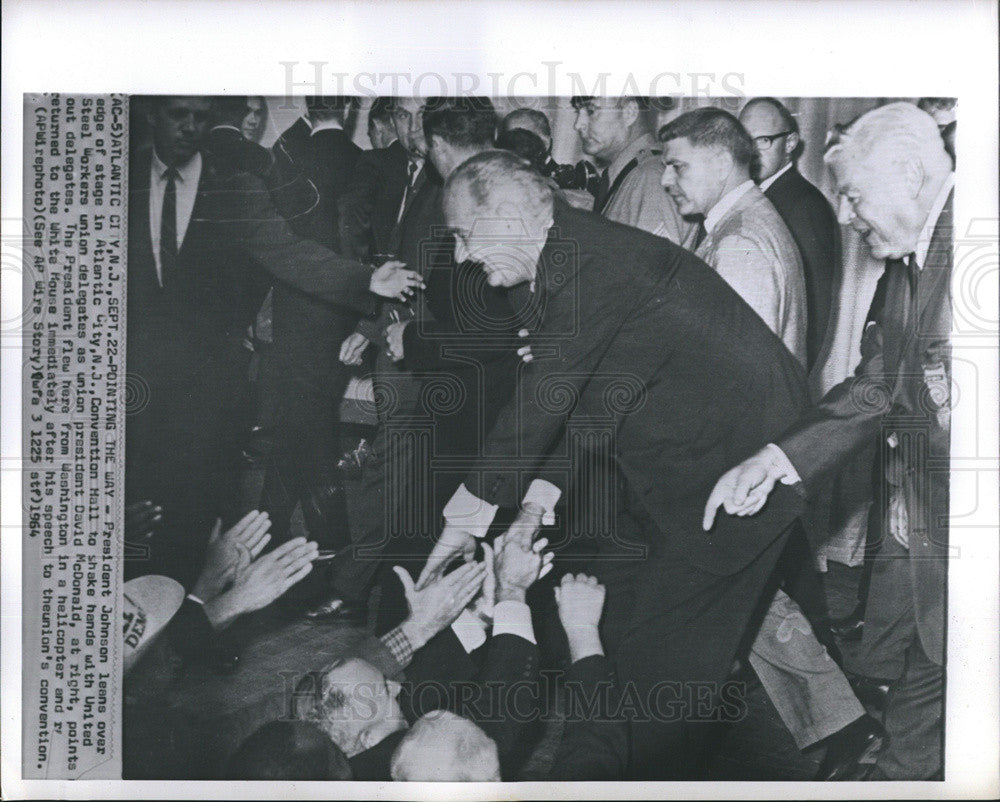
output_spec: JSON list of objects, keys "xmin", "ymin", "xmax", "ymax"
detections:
[{"xmin": 123, "ymin": 575, "xmax": 185, "ymax": 674}]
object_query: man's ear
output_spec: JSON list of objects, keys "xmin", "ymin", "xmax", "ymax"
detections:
[
  {"xmin": 620, "ymin": 98, "xmax": 640, "ymax": 129},
  {"xmin": 902, "ymin": 155, "xmax": 926, "ymax": 199},
  {"xmin": 784, "ymin": 132, "xmax": 800, "ymax": 159}
]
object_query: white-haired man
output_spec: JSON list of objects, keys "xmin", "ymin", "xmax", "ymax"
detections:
[{"xmin": 704, "ymin": 102, "xmax": 955, "ymax": 780}]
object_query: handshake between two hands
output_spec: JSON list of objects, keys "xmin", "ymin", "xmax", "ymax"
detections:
[{"xmin": 395, "ymin": 516, "xmax": 606, "ymax": 659}]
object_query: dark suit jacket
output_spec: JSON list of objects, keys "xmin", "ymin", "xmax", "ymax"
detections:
[
  {"xmin": 549, "ymin": 654, "xmax": 627, "ymax": 780},
  {"xmin": 348, "ymin": 631, "xmax": 540, "ymax": 780},
  {"xmin": 464, "ymin": 204, "xmax": 810, "ymax": 579},
  {"xmin": 128, "ymin": 146, "xmax": 380, "ymax": 428},
  {"xmin": 764, "ymin": 165, "xmax": 840, "ymax": 370},
  {"xmin": 778, "ymin": 191, "xmax": 953, "ymax": 665},
  {"xmin": 270, "ymin": 119, "xmax": 362, "ymax": 250},
  {"xmin": 202, "ymin": 126, "xmax": 273, "ymax": 178},
  {"xmin": 338, "ymin": 139, "xmax": 411, "ymax": 261}
]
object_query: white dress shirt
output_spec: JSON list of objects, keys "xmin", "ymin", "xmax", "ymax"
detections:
[
  {"xmin": 149, "ymin": 150, "xmax": 202, "ymax": 286},
  {"xmin": 305, "ymin": 115, "xmax": 343, "ymax": 135},
  {"xmin": 703, "ymin": 180, "xmax": 756, "ymax": 234},
  {"xmin": 758, "ymin": 160, "xmax": 794, "ymax": 192}
]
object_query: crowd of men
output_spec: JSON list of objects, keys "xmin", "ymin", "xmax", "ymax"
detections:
[{"xmin": 123, "ymin": 93, "xmax": 954, "ymax": 781}]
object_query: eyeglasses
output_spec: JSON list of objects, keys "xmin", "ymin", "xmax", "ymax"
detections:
[{"xmin": 752, "ymin": 131, "xmax": 793, "ymax": 151}]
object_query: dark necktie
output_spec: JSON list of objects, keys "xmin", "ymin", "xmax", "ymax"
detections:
[
  {"xmin": 694, "ymin": 219, "xmax": 708, "ymax": 250},
  {"xmin": 397, "ymin": 161, "xmax": 419, "ymax": 223},
  {"xmin": 592, "ymin": 168, "xmax": 610, "ymax": 213},
  {"xmin": 160, "ymin": 167, "xmax": 179, "ymax": 288}
]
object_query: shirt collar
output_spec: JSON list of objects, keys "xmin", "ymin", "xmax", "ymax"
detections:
[
  {"xmin": 151, "ymin": 148, "xmax": 202, "ymax": 183},
  {"xmin": 913, "ymin": 172, "xmax": 954, "ymax": 269},
  {"xmin": 704, "ymin": 180, "xmax": 756, "ymax": 234},
  {"xmin": 304, "ymin": 115, "xmax": 343, "ymax": 135},
  {"xmin": 758, "ymin": 160, "xmax": 794, "ymax": 192},
  {"xmin": 607, "ymin": 132, "xmax": 655, "ymax": 184},
  {"xmin": 210, "ymin": 124, "xmax": 241, "ymax": 134}
]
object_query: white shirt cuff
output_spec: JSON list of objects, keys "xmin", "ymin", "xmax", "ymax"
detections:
[
  {"xmin": 765, "ymin": 443, "xmax": 802, "ymax": 485},
  {"xmin": 450, "ymin": 608, "xmax": 488, "ymax": 653},
  {"xmin": 522, "ymin": 479, "xmax": 562, "ymax": 525},
  {"xmin": 492, "ymin": 600, "xmax": 536, "ymax": 645},
  {"xmin": 442, "ymin": 483, "xmax": 499, "ymax": 538}
]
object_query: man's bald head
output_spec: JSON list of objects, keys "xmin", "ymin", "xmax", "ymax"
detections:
[
  {"xmin": 390, "ymin": 711, "xmax": 501, "ymax": 781},
  {"xmin": 501, "ymin": 108, "xmax": 553, "ymax": 152}
]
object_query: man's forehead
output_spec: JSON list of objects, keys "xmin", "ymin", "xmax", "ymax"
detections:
[
  {"xmin": 740, "ymin": 102, "xmax": 782, "ymax": 132},
  {"xmin": 163, "ymin": 97, "xmax": 210, "ymax": 112},
  {"xmin": 394, "ymin": 97, "xmax": 422, "ymax": 115},
  {"xmin": 326, "ymin": 657, "xmax": 380, "ymax": 683}
]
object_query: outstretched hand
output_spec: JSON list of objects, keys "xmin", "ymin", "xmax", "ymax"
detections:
[
  {"xmin": 204, "ymin": 536, "xmax": 318, "ymax": 629},
  {"xmin": 702, "ymin": 454, "xmax": 777, "ymax": 531},
  {"xmin": 396, "ymin": 560, "xmax": 487, "ymax": 650},
  {"xmin": 416, "ymin": 523, "xmax": 478, "ymax": 590},
  {"xmin": 193, "ymin": 510, "xmax": 273, "ymax": 601},
  {"xmin": 369, "ymin": 260, "xmax": 425, "ymax": 301},
  {"xmin": 554, "ymin": 573, "xmax": 606, "ymax": 662}
]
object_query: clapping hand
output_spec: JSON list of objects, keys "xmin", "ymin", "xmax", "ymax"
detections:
[
  {"xmin": 192, "ymin": 510, "xmax": 273, "ymax": 602},
  {"xmin": 395, "ymin": 561, "xmax": 487, "ymax": 650},
  {"xmin": 203, "ymin": 536, "xmax": 318, "ymax": 629},
  {"xmin": 369, "ymin": 260, "xmax": 425, "ymax": 302}
]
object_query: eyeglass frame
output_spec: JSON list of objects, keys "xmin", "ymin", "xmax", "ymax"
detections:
[{"xmin": 752, "ymin": 131, "xmax": 794, "ymax": 151}]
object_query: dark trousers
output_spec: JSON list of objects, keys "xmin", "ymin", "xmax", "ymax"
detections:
[
  {"xmin": 125, "ymin": 371, "xmax": 247, "ymax": 585},
  {"xmin": 852, "ymin": 533, "xmax": 944, "ymax": 779},
  {"xmin": 589, "ymin": 485, "xmax": 790, "ymax": 779}
]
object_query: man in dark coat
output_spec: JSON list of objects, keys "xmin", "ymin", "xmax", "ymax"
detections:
[
  {"xmin": 705, "ymin": 102, "xmax": 954, "ymax": 780},
  {"xmin": 419, "ymin": 149, "xmax": 811, "ymax": 778},
  {"xmin": 259, "ymin": 96, "xmax": 365, "ymax": 554},
  {"xmin": 126, "ymin": 96, "xmax": 422, "ymax": 584},
  {"xmin": 740, "ymin": 97, "xmax": 840, "ymax": 371}
]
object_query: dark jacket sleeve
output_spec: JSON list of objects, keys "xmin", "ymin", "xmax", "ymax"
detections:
[
  {"xmin": 217, "ymin": 172, "xmax": 378, "ymax": 316},
  {"xmin": 778, "ymin": 274, "xmax": 894, "ymax": 493},
  {"xmin": 550, "ymin": 655, "xmax": 628, "ymax": 780}
]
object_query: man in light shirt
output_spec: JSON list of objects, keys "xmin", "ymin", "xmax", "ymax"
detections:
[
  {"xmin": 659, "ymin": 106, "xmax": 807, "ymax": 365},
  {"xmin": 704, "ymin": 101, "xmax": 955, "ymax": 780}
]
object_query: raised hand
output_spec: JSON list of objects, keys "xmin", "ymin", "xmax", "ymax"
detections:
[
  {"xmin": 339, "ymin": 332, "xmax": 371, "ymax": 366},
  {"xmin": 395, "ymin": 561, "xmax": 487, "ymax": 650},
  {"xmin": 369, "ymin": 260, "xmax": 425, "ymax": 301},
  {"xmin": 192, "ymin": 510, "xmax": 272, "ymax": 602},
  {"xmin": 554, "ymin": 573, "xmax": 606, "ymax": 662},
  {"xmin": 493, "ymin": 532, "xmax": 554, "ymax": 603},
  {"xmin": 416, "ymin": 522, "xmax": 478, "ymax": 590},
  {"xmin": 204, "ymin": 536, "xmax": 318, "ymax": 629}
]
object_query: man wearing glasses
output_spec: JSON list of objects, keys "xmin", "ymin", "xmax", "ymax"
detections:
[{"xmin": 740, "ymin": 98, "xmax": 839, "ymax": 370}]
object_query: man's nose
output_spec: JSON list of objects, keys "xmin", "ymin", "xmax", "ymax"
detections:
[
  {"xmin": 573, "ymin": 115, "xmax": 586, "ymax": 134},
  {"xmin": 660, "ymin": 165, "xmax": 675, "ymax": 188}
]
